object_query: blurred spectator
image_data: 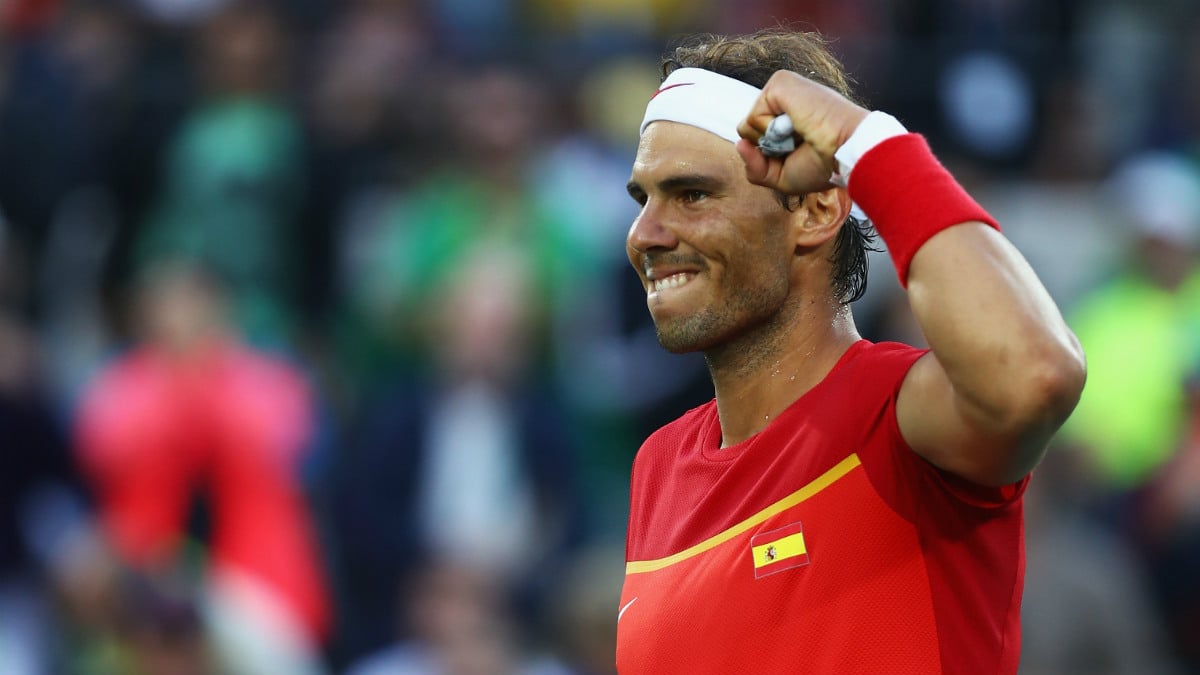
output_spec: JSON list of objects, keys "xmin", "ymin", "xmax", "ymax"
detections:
[
  {"xmin": 1059, "ymin": 151, "xmax": 1200, "ymax": 495},
  {"xmin": 712, "ymin": 0, "xmax": 882, "ymax": 36},
  {"xmin": 1168, "ymin": 15, "xmax": 1200, "ymax": 155},
  {"xmin": 0, "ymin": 215, "xmax": 93, "ymax": 675},
  {"xmin": 346, "ymin": 559, "xmax": 541, "ymax": 675},
  {"xmin": 73, "ymin": 260, "xmax": 330, "ymax": 675},
  {"xmin": 329, "ymin": 243, "xmax": 587, "ymax": 665},
  {"xmin": 332, "ymin": 63, "xmax": 589, "ymax": 396},
  {"xmin": 1019, "ymin": 448, "xmax": 1182, "ymax": 675},
  {"xmin": 1025, "ymin": 69, "xmax": 1110, "ymax": 183},
  {"xmin": 305, "ymin": 0, "xmax": 435, "ymax": 181},
  {"xmin": 52, "ymin": 525, "xmax": 131, "ymax": 675},
  {"xmin": 133, "ymin": 2, "xmax": 310, "ymax": 350},
  {"xmin": 304, "ymin": 0, "xmax": 435, "ymax": 190},
  {"xmin": 0, "ymin": 0, "xmax": 197, "ymax": 410},
  {"xmin": 1139, "ymin": 372, "xmax": 1200, "ymax": 669},
  {"xmin": 526, "ymin": 0, "xmax": 707, "ymax": 62},
  {"xmin": 0, "ymin": 307, "xmax": 90, "ymax": 673},
  {"xmin": 532, "ymin": 544, "xmax": 624, "ymax": 675},
  {"xmin": 427, "ymin": 0, "xmax": 526, "ymax": 61},
  {"xmin": 52, "ymin": 539, "xmax": 222, "ymax": 675},
  {"xmin": 118, "ymin": 571, "xmax": 216, "ymax": 675},
  {"xmin": 0, "ymin": 0, "xmax": 86, "ymax": 271},
  {"xmin": 1081, "ymin": 0, "xmax": 1195, "ymax": 158},
  {"xmin": 302, "ymin": 0, "xmax": 438, "ymax": 343}
]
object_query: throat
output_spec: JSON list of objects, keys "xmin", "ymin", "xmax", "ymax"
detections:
[{"xmin": 710, "ymin": 315, "xmax": 860, "ymax": 448}]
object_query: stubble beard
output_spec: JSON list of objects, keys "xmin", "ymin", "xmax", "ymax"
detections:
[
  {"xmin": 654, "ymin": 307, "xmax": 726, "ymax": 354},
  {"xmin": 653, "ymin": 279, "xmax": 790, "ymax": 356}
]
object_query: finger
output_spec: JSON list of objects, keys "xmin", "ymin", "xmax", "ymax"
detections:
[
  {"xmin": 738, "ymin": 110, "xmax": 789, "ymax": 145},
  {"xmin": 736, "ymin": 113, "xmax": 770, "ymax": 143},
  {"xmin": 736, "ymin": 138, "xmax": 781, "ymax": 189},
  {"xmin": 745, "ymin": 70, "xmax": 802, "ymax": 114},
  {"xmin": 737, "ymin": 89, "xmax": 786, "ymax": 142}
]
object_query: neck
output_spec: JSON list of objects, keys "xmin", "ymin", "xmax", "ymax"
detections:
[{"xmin": 707, "ymin": 300, "xmax": 860, "ymax": 448}]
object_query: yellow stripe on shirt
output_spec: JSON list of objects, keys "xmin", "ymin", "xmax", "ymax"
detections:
[{"xmin": 626, "ymin": 453, "xmax": 860, "ymax": 574}]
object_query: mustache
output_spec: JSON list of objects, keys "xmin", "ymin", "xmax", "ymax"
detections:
[{"xmin": 642, "ymin": 253, "xmax": 707, "ymax": 276}]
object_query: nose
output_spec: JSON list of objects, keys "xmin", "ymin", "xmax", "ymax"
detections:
[{"xmin": 626, "ymin": 201, "xmax": 679, "ymax": 255}]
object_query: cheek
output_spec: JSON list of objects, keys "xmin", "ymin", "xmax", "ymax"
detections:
[
  {"xmin": 733, "ymin": 243, "xmax": 795, "ymax": 305},
  {"xmin": 730, "ymin": 222, "xmax": 794, "ymax": 280},
  {"xmin": 738, "ymin": 255, "xmax": 791, "ymax": 298}
]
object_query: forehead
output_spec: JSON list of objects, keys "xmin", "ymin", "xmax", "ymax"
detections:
[{"xmin": 631, "ymin": 121, "xmax": 747, "ymax": 184}]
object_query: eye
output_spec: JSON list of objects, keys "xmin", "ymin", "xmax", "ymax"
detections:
[{"xmin": 681, "ymin": 189, "xmax": 708, "ymax": 204}]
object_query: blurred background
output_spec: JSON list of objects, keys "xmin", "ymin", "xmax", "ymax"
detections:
[{"xmin": 2, "ymin": 0, "xmax": 1200, "ymax": 673}]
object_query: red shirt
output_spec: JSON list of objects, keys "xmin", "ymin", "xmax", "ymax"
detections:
[
  {"xmin": 76, "ymin": 340, "xmax": 329, "ymax": 640},
  {"xmin": 618, "ymin": 340, "xmax": 1028, "ymax": 675}
]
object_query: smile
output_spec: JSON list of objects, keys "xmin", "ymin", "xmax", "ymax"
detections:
[{"xmin": 652, "ymin": 272, "xmax": 694, "ymax": 293}]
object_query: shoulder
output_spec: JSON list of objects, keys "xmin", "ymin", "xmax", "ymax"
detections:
[
  {"xmin": 822, "ymin": 340, "xmax": 928, "ymax": 403},
  {"xmin": 845, "ymin": 339, "xmax": 927, "ymax": 370},
  {"xmin": 851, "ymin": 342, "xmax": 1030, "ymax": 512}
]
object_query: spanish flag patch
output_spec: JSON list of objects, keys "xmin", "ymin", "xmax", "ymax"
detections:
[{"xmin": 750, "ymin": 521, "xmax": 809, "ymax": 578}]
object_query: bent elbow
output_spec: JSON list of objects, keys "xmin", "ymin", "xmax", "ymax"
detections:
[
  {"xmin": 1029, "ymin": 337, "xmax": 1087, "ymax": 426},
  {"xmin": 968, "ymin": 344, "xmax": 1086, "ymax": 486},
  {"xmin": 977, "ymin": 336, "xmax": 1086, "ymax": 437}
]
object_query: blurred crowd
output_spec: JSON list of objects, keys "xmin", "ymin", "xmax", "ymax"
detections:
[{"xmin": 2, "ymin": 0, "xmax": 1200, "ymax": 673}]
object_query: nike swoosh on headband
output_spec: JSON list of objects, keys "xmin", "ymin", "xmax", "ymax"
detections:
[{"xmin": 650, "ymin": 82, "xmax": 695, "ymax": 100}]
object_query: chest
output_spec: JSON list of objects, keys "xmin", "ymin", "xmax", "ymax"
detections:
[{"xmin": 617, "ymin": 454, "xmax": 942, "ymax": 675}]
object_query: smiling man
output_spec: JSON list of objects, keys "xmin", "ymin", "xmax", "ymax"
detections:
[{"xmin": 616, "ymin": 29, "xmax": 1086, "ymax": 675}]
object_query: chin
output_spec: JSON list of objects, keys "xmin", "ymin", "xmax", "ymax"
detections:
[
  {"xmin": 654, "ymin": 322, "xmax": 720, "ymax": 354},
  {"xmin": 656, "ymin": 337, "xmax": 700, "ymax": 354}
]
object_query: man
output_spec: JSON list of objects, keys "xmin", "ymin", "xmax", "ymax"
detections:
[{"xmin": 617, "ymin": 29, "xmax": 1085, "ymax": 674}]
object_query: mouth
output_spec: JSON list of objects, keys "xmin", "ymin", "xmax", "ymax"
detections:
[
  {"xmin": 650, "ymin": 271, "xmax": 696, "ymax": 294},
  {"xmin": 641, "ymin": 254, "xmax": 705, "ymax": 302}
]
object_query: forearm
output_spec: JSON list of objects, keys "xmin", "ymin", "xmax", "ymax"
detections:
[{"xmin": 906, "ymin": 223, "xmax": 1085, "ymax": 433}]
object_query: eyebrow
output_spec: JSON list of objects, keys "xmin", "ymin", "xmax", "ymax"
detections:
[{"xmin": 626, "ymin": 173, "xmax": 725, "ymax": 199}]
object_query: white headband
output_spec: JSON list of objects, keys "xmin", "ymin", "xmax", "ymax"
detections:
[
  {"xmin": 640, "ymin": 67, "xmax": 759, "ymax": 143},
  {"xmin": 639, "ymin": 66, "xmax": 867, "ymax": 221}
]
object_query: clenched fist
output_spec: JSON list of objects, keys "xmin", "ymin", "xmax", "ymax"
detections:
[{"xmin": 735, "ymin": 70, "xmax": 869, "ymax": 196}]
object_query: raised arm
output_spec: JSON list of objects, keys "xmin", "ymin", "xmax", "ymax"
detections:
[{"xmin": 737, "ymin": 70, "xmax": 1086, "ymax": 487}]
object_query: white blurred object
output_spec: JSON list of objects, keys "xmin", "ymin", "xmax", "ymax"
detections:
[
  {"xmin": 206, "ymin": 568, "xmax": 328, "ymax": 675},
  {"xmin": 1109, "ymin": 151, "xmax": 1200, "ymax": 247},
  {"xmin": 940, "ymin": 51, "xmax": 1034, "ymax": 159}
]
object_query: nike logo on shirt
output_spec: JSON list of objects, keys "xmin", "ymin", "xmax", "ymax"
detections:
[{"xmin": 618, "ymin": 597, "xmax": 638, "ymax": 622}]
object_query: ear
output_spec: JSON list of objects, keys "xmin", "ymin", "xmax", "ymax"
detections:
[{"xmin": 792, "ymin": 186, "xmax": 852, "ymax": 249}]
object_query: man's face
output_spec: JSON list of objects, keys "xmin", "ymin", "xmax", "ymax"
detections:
[{"xmin": 626, "ymin": 122, "xmax": 796, "ymax": 353}]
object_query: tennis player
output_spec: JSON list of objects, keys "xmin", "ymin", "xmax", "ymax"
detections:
[{"xmin": 617, "ymin": 29, "xmax": 1086, "ymax": 674}]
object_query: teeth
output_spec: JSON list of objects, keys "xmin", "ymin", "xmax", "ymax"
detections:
[{"xmin": 652, "ymin": 273, "xmax": 691, "ymax": 292}]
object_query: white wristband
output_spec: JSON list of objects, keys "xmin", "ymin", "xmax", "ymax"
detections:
[{"xmin": 831, "ymin": 111, "xmax": 907, "ymax": 187}]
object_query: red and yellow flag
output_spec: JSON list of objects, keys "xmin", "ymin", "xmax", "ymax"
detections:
[{"xmin": 750, "ymin": 521, "xmax": 809, "ymax": 578}]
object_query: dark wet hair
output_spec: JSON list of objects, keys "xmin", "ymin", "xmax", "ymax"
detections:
[{"xmin": 662, "ymin": 28, "xmax": 878, "ymax": 303}]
